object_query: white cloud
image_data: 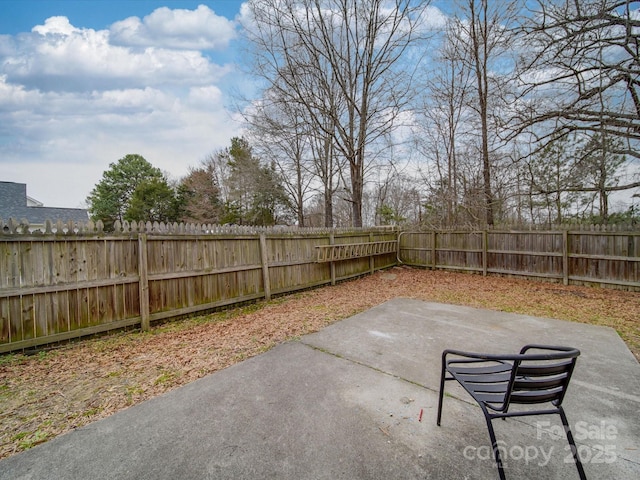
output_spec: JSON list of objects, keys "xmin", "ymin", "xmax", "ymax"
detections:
[
  {"xmin": 0, "ymin": 7, "xmax": 245, "ymax": 210},
  {"xmin": 32, "ymin": 15, "xmax": 78, "ymax": 36},
  {"xmin": 110, "ymin": 5, "xmax": 236, "ymax": 50},
  {"xmin": 0, "ymin": 79, "xmax": 243, "ymax": 208},
  {"xmin": 1, "ymin": 14, "xmax": 232, "ymax": 92},
  {"xmin": 421, "ymin": 6, "xmax": 448, "ymax": 30},
  {"xmin": 187, "ymin": 85, "xmax": 223, "ymax": 106}
]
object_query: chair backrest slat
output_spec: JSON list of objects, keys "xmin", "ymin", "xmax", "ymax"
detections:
[
  {"xmin": 510, "ymin": 387, "xmax": 564, "ymax": 404},
  {"xmin": 505, "ymin": 353, "xmax": 578, "ymax": 409},
  {"xmin": 517, "ymin": 359, "xmax": 573, "ymax": 376},
  {"xmin": 514, "ymin": 374, "xmax": 568, "ymax": 391}
]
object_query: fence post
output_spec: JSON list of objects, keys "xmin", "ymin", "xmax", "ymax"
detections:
[
  {"xmin": 259, "ymin": 233, "xmax": 271, "ymax": 301},
  {"xmin": 563, "ymin": 229, "xmax": 569, "ymax": 286},
  {"xmin": 330, "ymin": 233, "xmax": 336, "ymax": 285},
  {"xmin": 369, "ymin": 232, "xmax": 375, "ymax": 274},
  {"xmin": 138, "ymin": 233, "xmax": 150, "ymax": 332},
  {"xmin": 482, "ymin": 230, "xmax": 488, "ymax": 276},
  {"xmin": 431, "ymin": 231, "xmax": 436, "ymax": 270}
]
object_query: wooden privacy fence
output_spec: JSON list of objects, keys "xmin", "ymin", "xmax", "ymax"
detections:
[
  {"xmin": 3, "ymin": 219, "xmax": 639, "ymax": 353},
  {"xmin": 398, "ymin": 229, "xmax": 640, "ymax": 290},
  {"xmin": 0, "ymin": 222, "xmax": 397, "ymax": 353}
]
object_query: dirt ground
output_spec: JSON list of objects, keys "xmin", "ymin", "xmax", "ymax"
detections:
[{"xmin": 1, "ymin": 267, "xmax": 639, "ymax": 459}]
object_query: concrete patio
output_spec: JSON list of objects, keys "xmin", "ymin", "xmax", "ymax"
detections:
[{"xmin": 1, "ymin": 299, "xmax": 638, "ymax": 479}]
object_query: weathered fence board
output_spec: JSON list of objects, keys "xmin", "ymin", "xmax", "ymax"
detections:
[
  {"xmin": 0, "ymin": 228, "xmax": 397, "ymax": 352},
  {"xmin": 2, "ymin": 224, "xmax": 637, "ymax": 353},
  {"xmin": 399, "ymin": 230, "xmax": 640, "ymax": 290}
]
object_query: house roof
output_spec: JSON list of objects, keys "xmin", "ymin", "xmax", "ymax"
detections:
[{"xmin": 0, "ymin": 181, "xmax": 88, "ymax": 224}]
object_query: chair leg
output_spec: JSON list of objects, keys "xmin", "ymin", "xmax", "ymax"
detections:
[
  {"xmin": 437, "ymin": 362, "xmax": 447, "ymax": 426},
  {"xmin": 559, "ymin": 407, "xmax": 587, "ymax": 480},
  {"xmin": 483, "ymin": 412, "xmax": 507, "ymax": 480}
]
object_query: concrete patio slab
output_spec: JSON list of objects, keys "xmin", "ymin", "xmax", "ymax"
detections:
[{"xmin": 1, "ymin": 299, "xmax": 638, "ymax": 480}]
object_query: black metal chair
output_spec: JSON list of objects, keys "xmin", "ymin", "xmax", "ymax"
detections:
[{"xmin": 437, "ymin": 344, "xmax": 586, "ymax": 480}]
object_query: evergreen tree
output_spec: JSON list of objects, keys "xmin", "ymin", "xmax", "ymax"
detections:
[{"xmin": 86, "ymin": 154, "xmax": 167, "ymax": 230}]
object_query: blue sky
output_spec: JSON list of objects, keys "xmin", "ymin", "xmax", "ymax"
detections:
[
  {"xmin": 0, "ymin": 1, "xmax": 243, "ymax": 34},
  {"xmin": 0, "ymin": 1, "xmax": 248, "ymax": 209}
]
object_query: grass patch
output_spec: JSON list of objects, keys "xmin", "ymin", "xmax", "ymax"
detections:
[
  {"xmin": 154, "ymin": 370, "xmax": 179, "ymax": 386},
  {"xmin": 12, "ymin": 430, "xmax": 50, "ymax": 450}
]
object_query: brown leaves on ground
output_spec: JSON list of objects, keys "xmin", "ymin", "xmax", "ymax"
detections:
[{"xmin": 1, "ymin": 267, "xmax": 638, "ymax": 459}]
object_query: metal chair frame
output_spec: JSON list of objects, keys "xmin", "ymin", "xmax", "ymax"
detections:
[{"xmin": 437, "ymin": 344, "xmax": 587, "ymax": 480}]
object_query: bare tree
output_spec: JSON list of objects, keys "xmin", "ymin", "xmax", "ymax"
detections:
[
  {"xmin": 242, "ymin": 0, "xmax": 430, "ymax": 227},
  {"xmin": 417, "ymin": 17, "xmax": 474, "ymax": 225},
  {"xmin": 178, "ymin": 165, "xmax": 224, "ymax": 224},
  {"xmin": 308, "ymin": 117, "xmax": 345, "ymax": 227},
  {"xmin": 201, "ymin": 150, "xmax": 232, "ymax": 207},
  {"xmin": 246, "ymin": 84, "xmax": 345, "ymax": 227},
  {"xmin": 517, "ymin": 0, "xmax": 640, "ymax": 157},
  {"xmin": 369, "ymin": 170, "xmax": 422, "ymax": 225},
  {"xmin": 247, "ymin": 91, "xmax": 315, "ymax": 226},
  {"xmin": 578, "ymin": 133, "xmax": 628, "ymax": 220},
  {"xmin": 447, "ymin": 0, "xmax": 521, "ymax": 226},
  {"xmin": 514, "ymin": 0, "xmax": 640, "ymax": 212}
]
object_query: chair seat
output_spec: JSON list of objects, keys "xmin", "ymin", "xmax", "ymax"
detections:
[{"xmin": 447, "ymin": 361, "xmax": 512, "ymax": 408}]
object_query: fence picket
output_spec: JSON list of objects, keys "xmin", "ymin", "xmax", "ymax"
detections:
[
  {"xmin": 1, "ymin": 220, "xmax": 638, "ymax": 353},
  {"xmin": 0, "ymin": 223, "xmax": 397, "ymax": 352},
  {"xmin": 398, "ymin": 229, "xmax": 640, "ymax": 289}
]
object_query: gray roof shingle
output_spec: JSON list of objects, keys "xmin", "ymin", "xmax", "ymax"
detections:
[{"xmin": 0, "ymin": 181, "xmax": 89, "ymax": 224}]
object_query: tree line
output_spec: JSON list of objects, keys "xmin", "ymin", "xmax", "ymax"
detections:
[
  {"xmin": 86, "ymin": 139, "xmax": 291, "ymax": 231},
  {"xmin": 87, "ymin": 0, "xmax": 640, "ymax": 229}
]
